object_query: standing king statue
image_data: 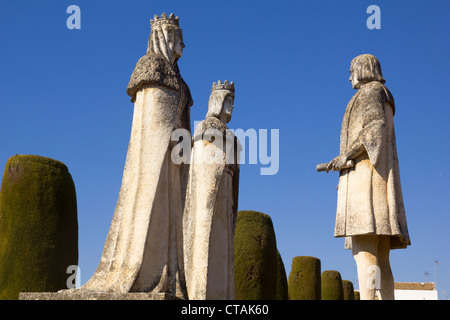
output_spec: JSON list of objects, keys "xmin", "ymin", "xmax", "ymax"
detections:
[
  {"xmin": 317, "ymin": 54, "xmax": 410, "ymax": 300},
  {"xmin": 82, "ymin": 13, "xmax": 192, "ymax": 299}
]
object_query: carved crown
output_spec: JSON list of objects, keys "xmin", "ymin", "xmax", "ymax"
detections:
[
  {"xmin": 150, "ymin": 13, "xmax": 179, "ymax": 28},
  {"xmin": 211, "ymin": 80, "xmax": 235, "ymax": 93}
]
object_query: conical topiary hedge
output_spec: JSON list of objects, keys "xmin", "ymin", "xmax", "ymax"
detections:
[
  {"xmin": 234, "ymin": 210, "xmax": 277, "ymax": 300},
  {"xmin": 288, "ymin": 256, "xmax": 321, "ymax": 300},
  {"xmin": 321, "ymin": 270, "xmax": 344, "ymax": 300},
  {"xmin": 275, "ymin": 250, "xmax": 288, "ymax": 300},
  {"xmin": 342, "ymin": 280, "xmax": 355, "ymax": 300},
  {"xmin": 0, "ymin": 155, "xmax": 78, "ymax": 299}
]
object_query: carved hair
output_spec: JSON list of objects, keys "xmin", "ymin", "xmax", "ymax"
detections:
[
  {"xmin": 206, "ymin": 90, "xmax": 234, "ymax": 119},
  {"xmin": 147, "ymin": 15, "xmax": 182, "ymax": 64},
  {"xmin": 350, "ymin": 54, "xmax": 385, "ymax": 84}
]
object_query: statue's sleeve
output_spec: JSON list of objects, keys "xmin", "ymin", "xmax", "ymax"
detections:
[{"xmin": 356, "ymin": 84, "xmax": 391, "ymax": 168}]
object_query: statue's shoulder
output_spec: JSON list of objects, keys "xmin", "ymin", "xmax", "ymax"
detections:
[
  {"xmin": 128, "ymin": 54, "xmax": 166, "ymax": 82},
  {"xmin": 193, "ymin": 117, "xmax": 227, "ymax": 140},
  {"xmin": 126, "ymin": 54, "xmax": 180, "ymax": 102},
  {"xmin": 193, "ymin": 117, "xmax": 238, "ymax": 142},
  {"xmin": 359, "ymin": 81, "xmax": 385, "ymax": 95},
  {"xmin": 193, "ymin": 118, "xmax": 241, "ymax": 160},
  {"xmin": 358, "ymin": 81, "xmax": 395, "ymax": 111}
]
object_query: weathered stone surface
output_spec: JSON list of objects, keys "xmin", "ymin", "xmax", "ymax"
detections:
[
  {"xmin": 183, "ymin": 80, "xmax": 240, "ymax": 300},
  {"xmin": 127, "ymin": 13, "xmax": 191, "ymax": 105},
  {"xmin": 321, "ymin": 54, "xmax": 410, "ymax": 249},
  {"xmin": 78, "ymin": 13, "xmax": 192, "ymax": 298},
  {"xmin": 335, "ymin": 78, "xmax": 409, "ymax": 248},
  {"xmin": 19, "ymin": 291, "xmax": 179, "ymax": 300},
  {"xmin": 317, "ymin": 54, "xmax": 410, "ymax": 300}
]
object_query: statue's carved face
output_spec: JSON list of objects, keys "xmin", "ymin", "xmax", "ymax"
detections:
[
  {"xmin": 207, "ymin": 90, "xmax": 235, "ymax": 123},
  {"xmin": 349, "ymin": 68, "xmax": 360, "ymax": 89},
  {"xmin": 172, "ymin": 29, "xmax": 185, "ymax": 59},
  {"xmin": 222, "ymin": 95, "xmax": 234, "ymax": 124}
]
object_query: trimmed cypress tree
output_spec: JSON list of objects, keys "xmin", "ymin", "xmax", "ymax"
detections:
[
  {"xmin": 234, "ymin": 210, "xmax": 277, "ymax": 300},
  {"xmin": 288, "ymin": 256, "xmax": 321, "ymax": 300},
  {"xmin": 354, "ymin": 290, "xmax": 361, "ymax": 300},
  {"xmin": 0, "ymin": 155, "xmax": 78, "ymax": 300},
  {"xmin": 275, "ymin": 250, "xmax": 288, "ymax": 300},
  {"xmin": 342, "ymin": 280, "xmax": 355, "ymax": 300},
  {"xmin": 321, "ymin": 270, "xmax": 344, "ymax": 300}
]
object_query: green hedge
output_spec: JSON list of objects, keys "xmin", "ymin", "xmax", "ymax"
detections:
[
  {"xmin": 275, "ymin": 250, "xmax": 288, "ymax": 300},
  {"xmin": 342, "ymin": 280, "xmax": 355, "ymax": 300},
  {"xmin": 0, "ymin": 155, "xmax": 78, "ymax": 299},
  {"xmin": 321, "ymin": 270, "xmax": 344, "ymax": 300},
  {"xmin": 234, "ymin": 210, "xmax": 277, "ymax": 300},
  {"xmin": 288, "ymin": 256, "xmax": 321, "ymax": 300}
]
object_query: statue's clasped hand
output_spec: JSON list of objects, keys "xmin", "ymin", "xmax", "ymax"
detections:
[
  {"xmin": 316, "ymin": 155, "xmax": 354, "ymax": 172},
  {"xmin": 326, "ymin": 154, "xmax": 349, "ymax": 173}
]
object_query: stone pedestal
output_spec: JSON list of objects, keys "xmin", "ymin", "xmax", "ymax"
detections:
[{"xmin": 19, "ymin": 291, "xmax": 180, "ymax": 300}]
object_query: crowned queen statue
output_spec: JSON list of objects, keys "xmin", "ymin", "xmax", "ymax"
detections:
[
  {"xmin": 82, "ymin": 13, "xmax": 193, "ymax": 299},
  {"xmin": 183, "ymin": 80, "xmax": 241, "ymax": 300}
]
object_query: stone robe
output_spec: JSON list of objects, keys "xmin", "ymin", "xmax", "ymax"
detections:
[
  {"xmin": 82, "ymin": 53, "xmax": 192, "ymax": 297},
  {"xmin": 183, "ymin": 117, "xmax": 240, "ymax": 300},
  {"xmin": 335, "ymin": 81, "xmax": 410, "ymax": 249}
]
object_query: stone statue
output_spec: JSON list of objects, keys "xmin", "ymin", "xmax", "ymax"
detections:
[
  {"xmin": 183, "ymin": 80, "xmax": 241, "ymax": 300},
  {"xmin": 82, "ymin": 13, "xmax": 193, "ymax": 298},
  {"xmin": 317, "ymin": 54, "xmax": 410, "ymax": 300}
]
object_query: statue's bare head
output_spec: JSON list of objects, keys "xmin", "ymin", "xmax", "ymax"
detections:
[
  {"xmin": 147, "ymin": 13, "xmax": 185, "ymax": 64},
  {"xmin": 349, "ymin": 54, "xmax": 385, "ymax": 89},
  {"xmin": 207, "ymin": 80, "xmax": 235, "ymax": 124}
]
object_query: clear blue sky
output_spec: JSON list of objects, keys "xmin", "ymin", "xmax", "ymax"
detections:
[{"xmin": 1, "ymin": 0, "xmax": 449, "ymax": 299}]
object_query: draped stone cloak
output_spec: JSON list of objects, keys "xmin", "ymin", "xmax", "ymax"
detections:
[
  {"xmin": 183, "ymin": 117, "xmax": 241, "ymax": 299},
  {"xmin": 334, "ymin": 81, "xmax": 410, "ymax": 250},
  {"xmin": 82, "ymin": 53, "xmax": 193, "ymax": 297}
]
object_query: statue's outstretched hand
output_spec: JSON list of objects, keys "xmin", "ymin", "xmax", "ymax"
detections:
[{"xmin": 326, "ymin": 155, "xmax": 349, "ymax": 173}]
